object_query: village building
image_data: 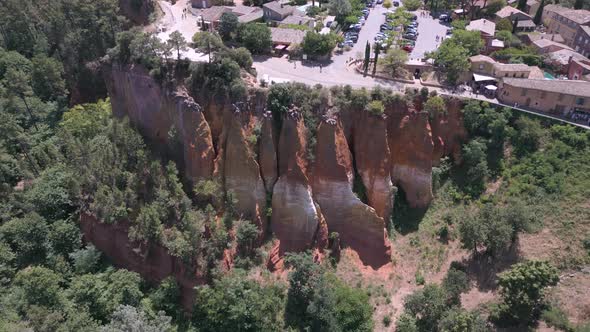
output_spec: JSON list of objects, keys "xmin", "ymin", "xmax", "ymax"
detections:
[
  {"xmin": 498, "ymin": 78, "xmax": 590, "ymax": 115},
  {"xmin": 262, "ymin": 1, "xmax": 307, "ymax": 25},
  {"xmin": 542, "ymin": 5, "xmax": 590, "ymax": 48},
  {"xmin": 568, "ymin": 57, "xmax": 590, "ymax": 81},
  {"xmin": 196, "ymin": 5, "xmax": 262, "ymax": 31},
  {"xmin": 521, "ymin": 32, "xmax": 565, "ymax": 45},
  {"xmin": 573, "ymin": 26, "xmax": 590, "ymax": 58},
  {"xmin": 531, "ymin": 38, "xmax": 573, "ymax": 54},
  {"xmin": 269, "ymin": 27, "xmax": 306, "ymax": 55},
  {"xmin": 466, "ymin": 19, "xmax": 496, "ymax": 53},
  {"xmin": 525, "ymin": 0, "xmax": 540, "ymax": 16}
]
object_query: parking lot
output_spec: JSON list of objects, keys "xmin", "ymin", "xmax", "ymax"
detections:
[{"xmin": 408, "ymin": 10, "xmax": 449, "ymax": 60}]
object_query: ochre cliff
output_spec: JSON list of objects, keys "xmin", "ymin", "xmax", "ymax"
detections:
[
  {"xmin": 100, "ymin": 64, "xmax": 468, "ymax": 277},
  {"xmin": 312, "ymin": 119, "xmax": 391, "ymax": 268},
  {"xmin": 387, "ymin": 101, "xmax": 434, "ymax": 208}
]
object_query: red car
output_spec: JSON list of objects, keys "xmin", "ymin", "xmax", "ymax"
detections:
[{"xmin": 402, "ymin": 45, "xmax": 413, "ymax": 52}]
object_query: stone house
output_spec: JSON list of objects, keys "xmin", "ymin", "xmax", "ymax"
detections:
[
  {"xmin": 573, "ymin": 26, "xmax": 590, "ymax": 58},
  {"xmin": 263, "ymin": 1, "xmax": 305, "ymax": 22},
  {"xmin": 568, "ymin": 58, "xmax": 590, "ymax": 81},
  {"xmin": 542, "ymin": 5, "xmax": 590, "ymax": 48},
  {"xmin": 525, "ymin": 0, "xmax": 539, "ymax": 16},
  {"xmin": 470, "ymin": 55, "xmax": 544, "ymax": 79},
  {"xmin": 466, "ymin": 19, "xmax": 496, "ymax": 53},
  {"xmin": 498, "ymin": 78, "xmax": 590, "ymax": 114}
]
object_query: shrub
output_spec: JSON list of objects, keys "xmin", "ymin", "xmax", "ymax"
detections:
[{"xmin": 366, "ymin": 100, "xmax": 385, "ymax": 115}]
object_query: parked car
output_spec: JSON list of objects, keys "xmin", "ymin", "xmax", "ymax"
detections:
[
  {"xmin": 376, "ymin": 0, "xmax": 383, "ymax": 4},
  {"xmin": 446, "ymin": 28, "xmax": 453, "ymax": 35},
  {"xmin": 402, "ymin": 45, "xmax": 414, "ymax": 52},
  {"xmin": 326, "ymin": 21, "xmax": 333, "ymax": 28},
  {"xmin": 403, "ymin": 33, "xmax": 417, "ymax": 40},
  {"xmin": 406, "ymin": 28, "xmax": 418, "ymax": 34},
  {"xmin": 393, "ymin": 1, "xmax": 399, "ymax": 6}
]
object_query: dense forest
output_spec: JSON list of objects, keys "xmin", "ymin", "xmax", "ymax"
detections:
[{"xmin": 1, "ymin": 0, "xmax": 590, "ymax": 331}]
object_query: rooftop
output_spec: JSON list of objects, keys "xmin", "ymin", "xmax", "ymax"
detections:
[
  {"xmin": 532, "ymin": 38, "xmax": 573, "ymax": 50},
  {"xmin": 281, "ymin": 15, "xmax": 311, "ymax": 25},
  {"xmin": 544, "ymin": 4, "xmax": 590, "ymax": 24},
  {"xmin": 238, "ymin": 9, "xmax": 263, "ymax": 23},
  {"xmin": 495, "ymin": 6, "xmax": 531, "ymax": 19},
  {"xmin": 502, "ymin": 78, "xmax": 590, "ymax": 98},
  {"xmin": 525, "ymin": 32, "xmax": 565, "ymax": 44},
  {"xmin": 517, "ymin": 19, "xmax": 536, "ymax": 28},
  {"xmin": 494, "ymin": 62, "xmax": 532, "ymax": 72},
  {"xmin": 580, "ymin": 26, "xmax": 590, "ymax": 38},
  {"xmin": 470, "ymin": 54, "xmax": 495, "ymax": 63},
  {"xmin": 528, "ymin": 66, "xmax": 545, "ymax": 79},
  {"xmin": 263, "ymin": 1, "xmax": 296, "ymax": 16},
  {"xmin": 199, "ymin": 6, "xmax": 231, "ymax": 22},
  {"xmin": 270, "ymin": 27, "xmax": 306, "ymax": 44},
  {"xmin": 466, "ymin": 19, "xmax": 496, "ymax": 36},
  {"xmin": 545, "ymin": 49, "xmax": 587, "ymax": 66}
]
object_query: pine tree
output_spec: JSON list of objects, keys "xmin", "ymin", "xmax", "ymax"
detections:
[{"xmin": 574, "ymin": 0, "xmax": 583, "ymax": 9}]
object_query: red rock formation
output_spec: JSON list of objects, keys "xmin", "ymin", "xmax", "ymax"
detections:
[
  {"xmin": 430, "ymin": 98, "xmax": 468, "ymax": 165},
  {"xmin": 387, "ymin": 102, "xmax": 434, "ymax": 208},
  {"xmin": 352, "ymin": 111, "xmax": 394, "ymax": 221},
  {"xmin": 220, "ymin": 111, "xmax": 267, "ymax": 236},
  {"xmin": 104, "ymin": 64, "xmax": 215, "ymax": 183},
  {"xmin": 259, "ymin": 115, "xmax": 278, "ymax": 193},
  {"xmin": 312, "ymin": 119, "xmax": 391, "ymax": 268},
  {"xmin": 80, "ymin": 213, "xmax": 203, "ymax": 310},
  {"xmin": 271, "ymin": 116, "xmax": 328, "ymax": 256}
]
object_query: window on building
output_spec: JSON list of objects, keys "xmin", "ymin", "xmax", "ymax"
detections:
[
  {"xmin": 541, "ymin": 91, "xmax": 546, "ymax": 99},
  {"xmin": 521, "ymin": 73, "xmax": 525, "ymax": 78},
  {"xmin": 577, "ymin": 98, "xmax": 585, "ymax": 106},
  {"xmin": 479, "ymin": 64, "xmax": 483, "ymax": 69},
  {"xmin": 558, "ymin": 93, "xmax": 564, "ymax": 101},
  {"xmin": 521, "ymin": 89, "xmax": 527, "ymax": 96}
]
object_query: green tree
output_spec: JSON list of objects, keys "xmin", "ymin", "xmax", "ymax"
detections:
[
  {"xmin": 14, "ymin": 266, "xmax": 63, "ymax": 307},
  {"xmin": 379, "ymin": 48, "xmax": 408, "ymax": 78},
  {"xmin": 149, "ymin": 277, "xmax": 181, "ymax": 319},
  {"xmin": 25, "ymin": 164, "xmax": 76, "ymax": 221},
  {"xmin": 329, "ymin": 0, "xmax": 352, "ymax": 23},
  {"xmin": 511, "ymin": 116, "xmax": 543, "ymax": 155},
  {"xmin": 48, "ymin": 219, "xmax": 81, "ymax": 258},
  {"xmin": 517, "ymin": 0, "xmax": 527, "ymax": 10},
  {"xmin": 396, "ymin": 313, "xmax": 419, "ymax": 332},
  {"xmin": 494, "ymin": 261, "xmax": 559, "ymax": 326},
  {"xmin": 192, "ymin": 270, "xmax": 285, "ymax": 332},
  {"xmin": 227, "ymin": 47, "xmax": 253, "ymax": 69},
  {"xmin": 235, "ymin": 219, "xmax": 259, "ymax": 256},
  {"xmin": 30, "ymin": 55, "xmax": 67, "ymax": 101},
  {"xmin": 192, "ymin": 31, "xmax": 225, "ymax": 63},
  {"xmin": 373, "ymin": 43, "xmax": 380, "ymax": 76},
  {"xmin": 461, "ymin": 138, "xmax": 489, "ymax": 195},
  {"xmin": 366, "ymin": 100, "xmax": 385, "ymax": 115},
  {"xmin": 103, "ymin": 305, "xmax": 175, "ymax": 332},
  {"xmin": 451, "ymin": 30, "xmax": 484, "ymax": 56},
  {"xmin": 238, "ymin": 24, "xmax": 272, "ymax": 55},
  {"xmin": 403, "ymin": 284, "xmax": 448, "ymax": 332},
  {"xmin": 438, "ymin": 309, "xmax": 489, "ymax": 332},
  {"xmin": 432, "ymin": 43, "xmax": 469, "ymax": 85},
  {"xmin": 424, "ymin": 96, "xmax": 446, "ymax": 118},
  {"xmin": 69, "ymin": 245, "xmax": 102, "ymax": 274},
  {"xmin": 301, "ymin": 32, "xmax": 337, "ymax": 58},
  {"xmin": 574, "ymin": 0, "xmax": 583, "ymax": 9},
  {"xmin": 129, "ymin": 203, "xmax": 163, "ymax": 243},
  {"xmin": 484, "ymin": 0, "xmax": 506, "ymax": 15},
  {"xmin": 2, "ymin": 68, "xmax": 38, "ymax": 131},
  {"xmin": 167, "ymin": 31, "xmax": 188, "ymax": 61},
  {"xmin": 363, "ymin": 41, "xmax": 371, "ymax": 75},
  {"xmin": 219, "ymin": 12, "xmax": 239, "ymax": 41},
  {"xmin": 404, "ymin": 0, "xmax": 422, "ymax": 10},
  {"xmin": 0, "ymin": 213, "xmax": 48, "ymax": 267},
  {"xmin": 442, "ymin": 268, "xmax": 470, "ymax": 305},
  {"xmin": 496, "ymin": 18, "xmax": 513, "ymax": 32}
]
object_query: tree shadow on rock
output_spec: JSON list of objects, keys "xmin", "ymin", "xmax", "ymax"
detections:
[{"xmin": 390, "ymin": 187, "xmax": 428, "ymax": 235}]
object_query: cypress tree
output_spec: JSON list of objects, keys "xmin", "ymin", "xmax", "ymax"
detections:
[
  {"xmin": 372, "ymin": 43, "xmax": 380, "ymax": 76},
  {"xmin": 517, "ymin": 0, "xmax": 527, "ymax": 11},
  {"xmin": 533, "ymin": 0, "xmax": 544, "ymax": 25},
  {"xmin": 574, "ymin": 0, "xmax": 583, "ymax": 10},
  {"xmin": 363, "ymin": 41, "xmax": 370, "ymax": 76}
]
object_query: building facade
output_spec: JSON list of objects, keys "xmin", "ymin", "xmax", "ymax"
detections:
[
  {"xmin": 498, "ymin": 78, "xmax": 590, "ymax": 114},
  {"xmin": 542, "ymin": 5, "xmax": 590, "ymax": 48},
  {"xmin": 573, "ymin": 26, "xmax": 590, "ymax": 58}
]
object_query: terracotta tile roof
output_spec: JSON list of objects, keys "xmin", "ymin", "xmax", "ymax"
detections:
[
  {"xmin": 528, "ymin": 66, "xmax": 545, "ymax": 79},
  {"xmin": 546, "ymin": 49, "xmax": 586, "ymax": 66},
  {"xmin": 263, "ymin": 1, "xmax": 295, "ymax": 16},
  {"xmin": 269, "ymin": 27, "xmax": 306, "ymax": 44},
  {"xmin": 494, "ymin": 63, "xmax": 532, "ymax": 72},
  {"xmin": 580, "ymin": 26, "xmax": 590, "ymax": 37},
  {"xmin": 544, "ymin": 4, "xmax": 590, "ymax": 24},
  {"xmin": 470, "ymin": 55, "xmax": 496, "ymax": 63},
  {"xmin": 496, "ymin": 6, "xmax": 531, "ymax": 19},
  {"xmin": 502, "ymin": 78, "xmax": 590, "ymax": 97},
  {"xmin": 237, "ymin": 9, "xmax": 263, "ymax": 23},
  {"xmin": 281, "ymin": 15, "xmax": 311, "ymax": 25},
  {"xmin": 466, "ymin": 19, "xmax": 496, "ymax": 37},
  {"xmin": 199, "ymin": 6, "xmax": 231, "ymax": 22},
  {"xmin": 532, "ymin": 38, "xmax": 573, "ymax": 51},
  {"xmin": 525, "ymin": 33, "xmax": 565, "ymax": 44}
]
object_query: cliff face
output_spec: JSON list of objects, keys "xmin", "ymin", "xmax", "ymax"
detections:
[{"xmin": 100, "ymin": 65, "xmax": 467, "ymax": 276}]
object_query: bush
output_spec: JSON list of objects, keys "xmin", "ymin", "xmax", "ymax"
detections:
[
  {"xmin": 403, "ymin": 0, "xmax": 422, "ymax": 10},
  {"xmin": 238, "ymin": 23, "xmax": 272, "ymax": 54},
  {"xmin": 366, "ymin": 100, "xmax": 385, "ymax": 115},
  {"xmin": 541, "ymin": 306, "xmax": 574, "ymax": 332},
  {"xmin": 442, "ymin": 268, "xmax": 470, "ymax": 305},
  {"xmin": 301, "ymin": 32, "xmax": 338, "ymax": 58}
]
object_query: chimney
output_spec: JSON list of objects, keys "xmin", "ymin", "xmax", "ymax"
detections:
[{"xmin": 551, "ymin": 34, "xmax": 554, "ymax": 41}]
